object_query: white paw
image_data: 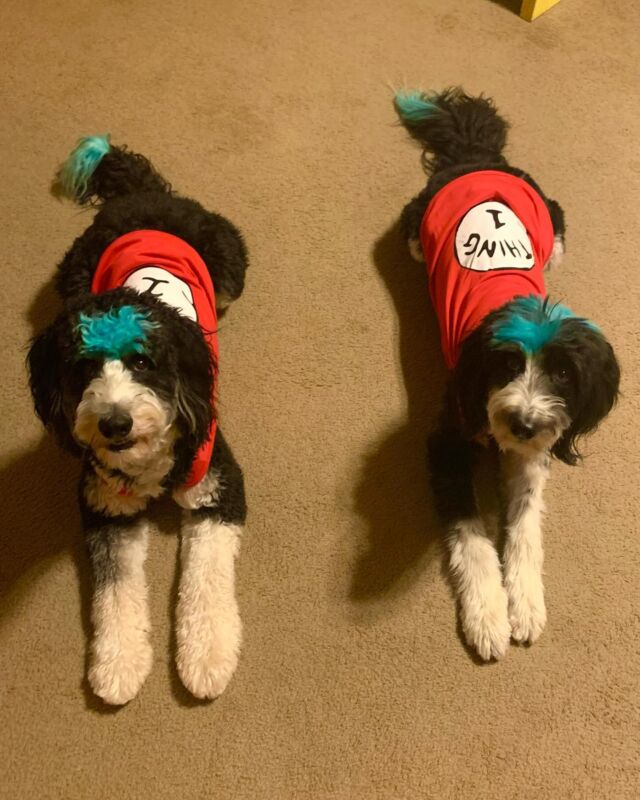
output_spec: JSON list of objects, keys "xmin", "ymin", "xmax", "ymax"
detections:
[
  {"xmin": 460, "ymin": 583, "xmax": 511, "ymax": 661},
  {"xmin": 508, "ymin": 578, "xmax": 547, "ymax": 644},
  {"xmin": 545, "ymin": 234, "xmax": 564, "ymax": 271},
  {"xmin": 89, "ymin": 634, "xmax": 153, "ymax": 705},
  {"xmin": 176, "ymin": 609, "xmax": 242, "ymax": 700},
  {"xmin": 178, "ymin": 649, "xmax": 238, "ymax": 700}
]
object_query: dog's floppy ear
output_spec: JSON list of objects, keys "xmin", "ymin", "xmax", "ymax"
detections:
[
  {"xmin": 173, "ymin": 320, "xmax": 215, "ymax": 450},
  {"xmin": 551, "ymin": 324, "xmax": 620, "ymax": 465},
  {"xmin": 27, "ymin": 323, "xmax": 71, "ymax": 446},
  {"xmin": 449, "ymin": 323, "xmax": 492, "ymax": 438}
]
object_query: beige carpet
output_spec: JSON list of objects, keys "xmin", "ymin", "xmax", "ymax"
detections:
[{"xmin": 1, "ymin": 0, "xmax": 638, "ymax": 797}]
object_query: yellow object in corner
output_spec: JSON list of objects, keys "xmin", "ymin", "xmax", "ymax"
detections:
[{"xmin": 520, "ymin": 0, "xmax": 562, "ymax": 21}]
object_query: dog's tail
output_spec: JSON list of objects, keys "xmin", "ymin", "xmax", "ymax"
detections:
[
  {"xmin": 394, "ymin": 87, "xmax": 509, "ymax": 173},
  {"xmin": 55, "ymin": 134, "xmax": 171, "ymax": 205}
]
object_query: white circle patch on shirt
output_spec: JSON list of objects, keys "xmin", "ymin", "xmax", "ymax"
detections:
[
  {"xmin": 454, "ymin": 201, "xmax": 535, "ymax": 271},
  {"xmin": 123, "ymin": 266, "xmax": 197, "ymax": 321}
]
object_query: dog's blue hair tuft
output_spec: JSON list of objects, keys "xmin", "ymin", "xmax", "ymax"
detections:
[
  {"xmin": 492, "ymin": 295, "xmax": 598, "ymax": 354},
  {"xmin": 394, "ymin": 90, "xmax": 439, "ymax": 124},
  {"xmin": 77, "ymin": 305, "xmax": 155, "ymax": 359},
  {"xmin": 58, "ymin": 134, "xmax": 111, "ymax": 201}
]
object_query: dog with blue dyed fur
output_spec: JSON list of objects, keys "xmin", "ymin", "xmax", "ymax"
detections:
[
  {"xmin": 394, "ymin": 88, "xmax": 619, "ymax": 660},
  {"xmin": 28, "ymin": 136, "xmax": 248, "ymax": 704}
]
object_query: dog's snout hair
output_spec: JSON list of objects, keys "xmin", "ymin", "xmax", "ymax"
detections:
[
  {"xmin": 74, "ymin": 360, "xmax": 172, "ymax": 450},
  {"xmin": 487, "ymin": 359, "xmax": 569, "ymax": 454}
]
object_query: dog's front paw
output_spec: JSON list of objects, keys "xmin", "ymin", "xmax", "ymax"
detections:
[
  {"xmin": 176, "ymin": 606, "xmax": 242, "ymax": 700},
  {"xmin": 89, "ymin": 634, "xmax": 153, "ymax": 705},
  {"xmin": 507, "ymin": 573, "xmax": 546, "ymax": 644},
  {"xmin": 460, "ymin": 583, "xmax": 511, "ymax": 661},
  {"xmin": 177, "ymin": 648, "xmax": 238, "ymax": 700}
]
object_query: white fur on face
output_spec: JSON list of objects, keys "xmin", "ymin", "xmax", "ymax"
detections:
[
  {"xmin": 487, "ymin": 358, "xmax": 569, "ymax": 456},
  {"xmin": 74, "ymin": 360, "xmax": 175, "ymax": 473}
]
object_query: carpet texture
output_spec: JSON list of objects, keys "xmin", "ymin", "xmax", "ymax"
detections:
[{"xmin": 1, "ymin": 0, "xmax": 638, "ymax": 797}]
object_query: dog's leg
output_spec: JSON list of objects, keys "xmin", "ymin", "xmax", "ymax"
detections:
[
  {"xmin": 408, "ymin": 238, "xmax": 423, "ymax": 262},
  {"xmin": 502, "ymin": 451, "xmax": 549, "ymax": 644},
  {"xmin": 448, "ymin": 518, "xmax": 511, "ymax": 661},
  {"xmin": 547, "ymin": 235, "xmax": 565, "ymax": 270},
  {"xmin": 175, "ymin": 512, "xmax": 242, "ymax": 699},
  {"xmin": 86, "ymin": 519, "xmax": 153, "ymax": 705},
  {"xmin": 545, "ymin": 198, "xmax": 565, "ymax": 270},
  {"xmin": 174, "ymin": 431, "xmax": 246, "ymax": 700},
  {"xmin": 429, "ymin": 426, "xmax": 510, "ymax": 660}
]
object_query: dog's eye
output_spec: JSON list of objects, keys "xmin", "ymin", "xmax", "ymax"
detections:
[
  {"xmin": 130, "ymin": 355, "xmax": 154, "ymax": 372},
  {"xmin": 505, "ymin": 354, "xmax": 522, "ymax": 374},
  {"xmin": 552, "ymin": 367, "xmax": 570, "ymax": 382}
]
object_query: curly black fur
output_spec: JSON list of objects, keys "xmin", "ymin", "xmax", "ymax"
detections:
[
  {"xmin": 399, "ymin": 87, "xmax": 509, "ymax": 174},
  {"xmin": 398, "ymin": 88, "xmax": 565, "ymax": 247},
  {"xmin": 545, "ymin": 320, "xmax": 620, "ymax": 464},
  {"xmin": 56, "ymin": 152, "xmax": 247, "ymax": 306},
  {"xmin": 59, "ymin": 145, "xmax": 172, "ymax": 205},
  {"xmin": 192, "ymin": 429, "xmax": 247, "ymax": 525}
]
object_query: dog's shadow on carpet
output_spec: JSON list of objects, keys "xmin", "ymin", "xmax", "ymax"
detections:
[
  {"xmin": 350, "ymin": 223, "xmax": 446, "ymax": 604},
  {"xmin": 0, "ymin": 437, "xmax": 88, "ymax": 626},
  {"xmin": 0, "ymin": 277, "xmax": 84, "ymax": 623}
]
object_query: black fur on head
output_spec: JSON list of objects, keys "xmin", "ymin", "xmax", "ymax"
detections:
[
  {"xmin": 447, "ymin": 312, "xmax": 500, "ymax": 439},
  {"xmin": 447, "ymin": 303, "xmax": 620, "ymax": 464},
  {"xmin": 545, "ymin": 320, "xmax": 620, "ymax": 464},
  {"xmin": 27, "ymin": 289, "xmax": 215, "ymax": 486},
  {"xmin": 27, "ymin": 320, "xmax": 78, "ymax": 452}
]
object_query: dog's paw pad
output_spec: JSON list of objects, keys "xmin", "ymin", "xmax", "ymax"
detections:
[
  {"xmin": 461, "ymin": 586, "xmax": 511, "ymax": 661},
  {"xmin": 89, "ymin": 639, "xmax": 153, "ymax": 705}
]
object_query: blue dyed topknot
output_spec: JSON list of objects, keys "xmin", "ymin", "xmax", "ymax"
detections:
[
  {"xmin": 394, "ymin": 90, "xmax": 439, "ymax": 124},
  {"xmin": 492, "ymin": 295, "xmax": 598, "ymax": 354},
  {"xmin": 77, "ymin": 306, "xmax": 155, "ymax": 360},
  {"xmin": 58, "ymin": 134, "xmax": 111, "ymax": 201}
]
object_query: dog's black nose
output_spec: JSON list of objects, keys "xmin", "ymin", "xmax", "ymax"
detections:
[
  {"xmin": 510, "ymin": 417, "xmax": 536, "ymax": 440},
  {"xmin": 99, "ymin": 411, "xmax": 133, "ymax": 439}
]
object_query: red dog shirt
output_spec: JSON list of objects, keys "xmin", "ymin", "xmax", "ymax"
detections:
[
  {"xmin": 420, "ymin": 170, "xmax": 554, "ymax": 368},
  {"xmin": 91, "ymin": 229, "xmax": 218, "ymax": 489}
]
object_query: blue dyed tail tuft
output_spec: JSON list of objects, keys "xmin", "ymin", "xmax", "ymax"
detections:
[
  {"xmin": 58, "ymin": 134, "xmax": 111, "ymax": 202},
  {"xmin": 394, "ymin": 90, "xmax": 439, "ymax": 124}
]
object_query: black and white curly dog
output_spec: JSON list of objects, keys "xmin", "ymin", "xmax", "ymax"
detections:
[
  {"xmin": 394, "ymin": 88, "xmax": 620, "ymax": 660},
  {"xmin": 27, "ymin": 136, "xmax": 248, "ymax": 704}
]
